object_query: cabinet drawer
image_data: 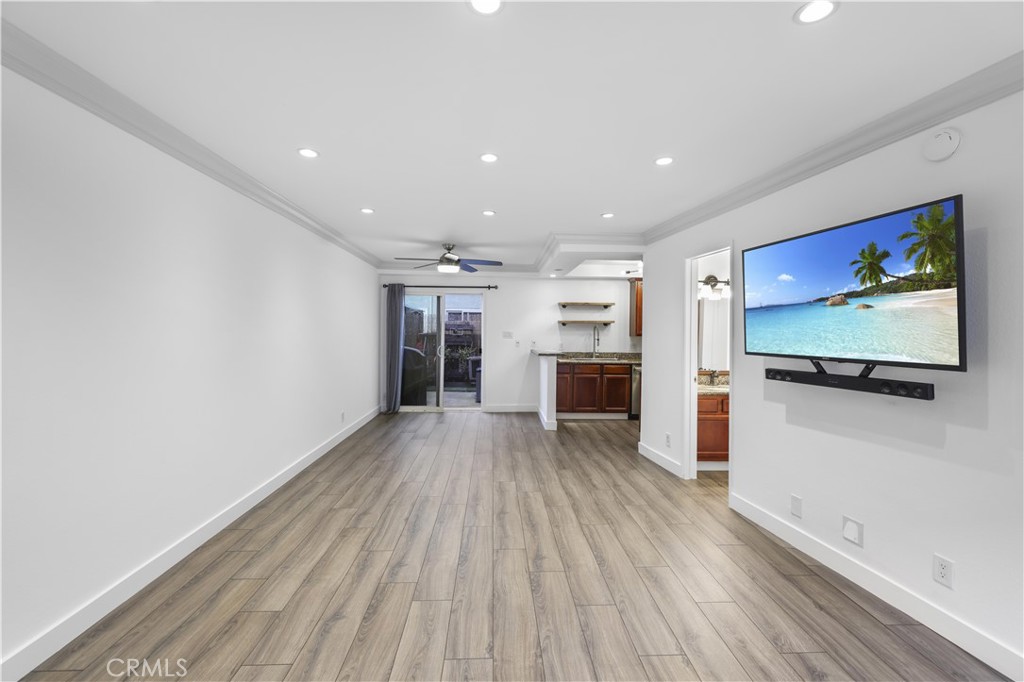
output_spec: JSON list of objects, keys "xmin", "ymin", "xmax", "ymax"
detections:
[
  {"xmin": 557, "ymin": 363, "xmax": 572, "ymax": 374},
  {"xmin": 574, "ymin": 364, "xmax": 602, "ymax": 374},
  {"xmin": 697, "ymin": 397, "xmax": 721, "ymax": 414},
  {"xmin": 603, "ymin": 364, "xmax": 631, "ymax": 375}
]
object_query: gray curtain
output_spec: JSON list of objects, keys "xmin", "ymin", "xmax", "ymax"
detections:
[{"xmin": 383, "ymin": 284, "xmax": 406, "ymax": 413}]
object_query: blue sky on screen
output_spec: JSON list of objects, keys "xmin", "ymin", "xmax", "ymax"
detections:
[{"xmin": 742, "ymin": 200, "xmax": 955, "ymax": 308}]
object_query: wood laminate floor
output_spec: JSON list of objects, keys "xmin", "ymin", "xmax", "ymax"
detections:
[{"xmin": 30, "ymin": 413, "xmax": 1006, "ymax": 682}]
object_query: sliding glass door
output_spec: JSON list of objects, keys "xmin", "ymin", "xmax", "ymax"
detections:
[
  {"xmin": 399, "ymin": 292, "xmax": 483, "ymax": 411},
  {"xmin": 442, "ymin": 294, "xmax": 482, "ymax": 409},
  {"xmin": 400, "ymin": 294, "xmax": 440, "ymax": 409}
]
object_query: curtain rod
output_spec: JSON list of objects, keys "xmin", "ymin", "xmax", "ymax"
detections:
[{"xmin": 382, "ymin": 284, "xmax": 499, "ymax": 290}]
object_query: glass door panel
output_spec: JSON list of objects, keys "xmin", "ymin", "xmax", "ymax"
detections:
[
  {"xmin": 442, "ymin": 294, "xmax": 483, "ymax": 408},
  {"xmin": 401, "ymin": 294, "xmax": 441, "ymax": 409}
]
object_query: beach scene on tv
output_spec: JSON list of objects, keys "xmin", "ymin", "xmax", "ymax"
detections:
[{"xmin": 743, "ymin": 199, "xmax": 961, "ymax": 366}]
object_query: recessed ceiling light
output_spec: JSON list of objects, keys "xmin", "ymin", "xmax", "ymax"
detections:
[
  {"xmin": 297, "ymin": 148, "xmax": 319, "ymax": 158},
  {"xmin": 601, "ymin": 212, "xmax": 615, "ymax": 219},
  {"xmin": 470, "ymin": 0, "xmax": 501, "ymax": 15},
  {"xmin": 482, "ymin": 210, "xmax": 496, "ymax": 217},
  {"xmin": 655, "ymin": 157, "xmax": 674, "ymax": 166},
  {"xmin": 795, "ymin": 1, "xmax": 836, "ymax": 23},
  {"xmin": 361, "ymin": 208, "xmax": 374, "ymax": 214},
  {"xmin": 480, "ymin": 153, "xmax": 498, "ymax": 163}
]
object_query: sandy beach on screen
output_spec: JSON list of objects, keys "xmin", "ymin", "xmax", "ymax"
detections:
[{"xmin": 886, "ymin": 287, "xmax": 957, "ymax": 309}]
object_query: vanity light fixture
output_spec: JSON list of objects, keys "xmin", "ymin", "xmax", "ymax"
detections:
[
  {"xmin": 795, "ymin": 1, "xmax": 837, "ymax": 24},
  {"xmin": 699, "ymin": 274, "xmax": 731, "ymax": 300}
]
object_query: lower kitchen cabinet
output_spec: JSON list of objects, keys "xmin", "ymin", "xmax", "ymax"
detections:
[
  {"xmin": 557, "ymin": 363, "xmax": 633, "ymax": 413},
  {"xmin": 571, "ymin": 365, "xmax": 602, "ymax": 412},
  {"xmin": 555, "ymin": 364, "xmax": 573, "ymax": 412},
  {"xmin": 602, "ymin": 365, "xmax": 632, "ymax": 413}
]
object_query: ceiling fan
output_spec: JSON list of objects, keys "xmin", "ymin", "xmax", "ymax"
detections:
[{"xmin": 395, "ymin": 243, "xmax": 503, "ymax": 273}]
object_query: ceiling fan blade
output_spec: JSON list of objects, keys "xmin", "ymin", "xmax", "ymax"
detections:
[
  {"xmin": 460, "ymin": 259, "xmax": 503, "ymax": 266},
  {"xmin": 395, "ymin": 257, "xmax": 438, "ymax": 261},
  {"xmin": 413, "ymin": 262, "xmax": 439, "ymax": 269},
  {"xmin": 460, "ymin": 262, "xmax": 478, "ymax": 273}
]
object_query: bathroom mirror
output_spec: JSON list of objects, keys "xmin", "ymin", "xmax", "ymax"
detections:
[{"xmin": 697, "ymin": 298, "xmax": 730, "ymax": 371}]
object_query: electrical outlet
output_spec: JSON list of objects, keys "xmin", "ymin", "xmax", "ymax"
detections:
[
  {"xmin": 791, "ymin": 494, "xmax": 803, "ymax": 519},
  {"xmin": 933, "ymin": 554, "xmax": 954, "ymax": 589},
  {"xmin": 665, "ymin": 433, "xmax": 671, "ymax": 448},
  {"xmin": 842, "ymin": 516, "xmax": 864, "ymax": 547},
  {"xmin": 515, "ymin": 340, "xmax": 520, "ymax": 348}
]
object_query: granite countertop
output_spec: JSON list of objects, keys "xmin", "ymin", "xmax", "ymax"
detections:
[
  {"xmin": 532, "ymin": 350, "xmax": 642, "ymax": 365},
  {"xmin": 697, "ymin": 385, "xmax": 730, "ymax": 395}
]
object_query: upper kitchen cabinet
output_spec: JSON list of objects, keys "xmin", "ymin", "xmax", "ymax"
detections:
[{"xmin": 629, "ymin": 278, "xmax": 643, "ymax": 336}]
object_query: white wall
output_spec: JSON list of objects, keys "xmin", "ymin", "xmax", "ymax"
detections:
[
  {"xmin": 641, "ymin": 93, "xmax": 1023, "ymax": 677},
  {"xmin": 2, "ymin": 72, "xmax": 381, "ymax": 677},
  {"xmin": 379, "ymin": 274, "xmax": 641, "ymax": 411}
]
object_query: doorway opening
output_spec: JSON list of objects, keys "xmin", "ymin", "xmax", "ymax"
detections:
[
  {"xmin": 689, "ymin": 247, "xmax": 732, "ymax": 477},
  {"xmin": 400, "ymin": 292, "xmax": 484, "ymax": 411}
]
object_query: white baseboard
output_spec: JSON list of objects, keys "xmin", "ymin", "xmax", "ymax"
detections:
[
  {"xmin": 536, "ymin": 409, "xmax": 558, "ymax": 431},
  {"xmin": 483, "ymin": 404, "xmax": 536, "ymax": 413},
  {"xmin": 729, "ymin": 492, "xmax": 1024, "ymax": 681},
  {"xmin": 0, "ymin": 407, "xmax": 379, "ymax": 682},
  {"xmin": 638, "ymin": 440, "xmax": 684, "ymax": 477},
  {"xmin": 697, "ymin": 461, "xmax": 729, "ymax": 471},
  {"xmin": 556, "ymin": 413, "xmax": 629, "ymax": 420}
]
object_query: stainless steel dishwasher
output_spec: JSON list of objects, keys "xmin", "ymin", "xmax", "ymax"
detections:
[{"xmin": 630, "ymin": 364, "xmax": 642, "ymax": 419}]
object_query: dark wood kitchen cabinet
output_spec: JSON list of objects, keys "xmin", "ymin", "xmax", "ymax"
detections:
[
  {"xmin": 602, "ymin": 365, "xmax": 632, "ymax": 413},
  {"xmin": 557, "ymin": 363, "xmax": 633, "ymax": 413},
  {"xmin": 570, "ymin": 364, "xmax": 602, "ymax": 412},
  {"xmin": 555, "ymin": 363, "xmax": 573, "ymax": 412},
  {"xmin": 629, "ymin": 278, "xmax": 643, "ymax": 337}
]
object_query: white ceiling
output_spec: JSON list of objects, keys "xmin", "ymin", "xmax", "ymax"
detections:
[{"xmin": 3, "ymin": 2, "xmax": 1022, "ymax": 271}]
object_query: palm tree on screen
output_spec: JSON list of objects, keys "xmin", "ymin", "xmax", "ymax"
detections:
[
  {"xmin": 849, "ymin": 241, "xmax": 894, "ymax": 288},
  {"xmin": 898, "ymin": 204, "xmax": 957, "ymax": 283}
]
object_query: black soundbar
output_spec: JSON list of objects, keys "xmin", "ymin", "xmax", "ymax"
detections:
[{"xmin": 765, "ymin": 366, "xmax": 935, "ymax": 400}]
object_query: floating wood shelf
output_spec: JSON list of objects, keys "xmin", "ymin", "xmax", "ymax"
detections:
[
  {"xmin": 558, "ymin": 320, "xmax": 614, "ymax": 327},
  {"xmin": 558, "ymin": 302, "xmax": 615, "ymax": 309}
]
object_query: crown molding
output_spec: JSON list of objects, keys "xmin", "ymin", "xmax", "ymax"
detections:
[
  {"xmin": 644, "ymin": 51, "xmax": 1024, "ymax": 244},
  {"xmin": 1, "ymin": 20, "xmax": 381, "ymax": 267},
  {"xmin": 533, "ymin": 232, "xmax": 646, "ymax": 273}
]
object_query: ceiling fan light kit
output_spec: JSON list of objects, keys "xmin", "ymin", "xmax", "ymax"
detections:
[{"xmin": 395, "ymin": 242, "xmax": 504, "ymax": 274}]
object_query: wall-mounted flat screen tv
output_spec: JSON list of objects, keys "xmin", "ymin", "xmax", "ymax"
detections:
[{"xmin": 742, "ymin": 195, "xmax": 966, "ymax": 371}]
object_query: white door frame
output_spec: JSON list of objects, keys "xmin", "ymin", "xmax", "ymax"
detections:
[{"xmin": 685, "ymin": 245, "xmax": 734, "ymax": 479}]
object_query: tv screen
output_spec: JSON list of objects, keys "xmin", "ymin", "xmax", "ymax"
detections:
[{"xmin": 742, "ymin": 195, "xmax": 966, "ymax": 371}]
